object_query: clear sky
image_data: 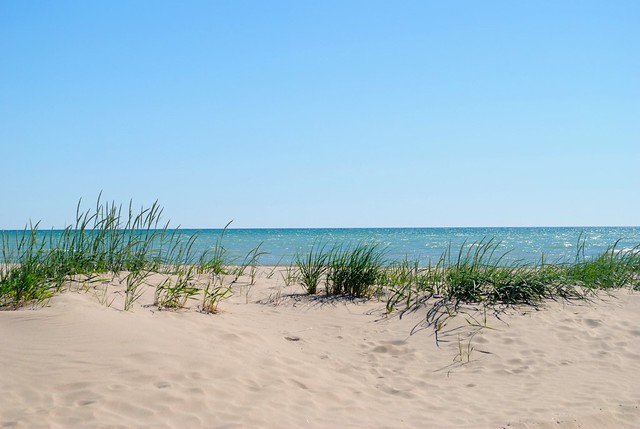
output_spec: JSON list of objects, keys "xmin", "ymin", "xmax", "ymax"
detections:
[{"xmin": 1, "ymin": 1, "xmax": 638, "ymax": 229}]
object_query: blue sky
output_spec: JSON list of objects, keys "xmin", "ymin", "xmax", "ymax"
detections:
[{"xmin": 1, "ymin": 1, "xmax": 638, "ymax": 228}]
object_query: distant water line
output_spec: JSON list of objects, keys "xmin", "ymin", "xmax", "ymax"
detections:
[{"xmin": 3, "ymin": 227, "xmax": 638, "ymax": 266}]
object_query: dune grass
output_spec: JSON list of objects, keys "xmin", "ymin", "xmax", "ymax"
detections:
[
  {"xmin": 565, "ymin": 237, "xmax": 640, "ymax": 290},
  {"xmin": 293, "ymin": 242, "xmax": 386, "ymax": 297},
  {"xmin": 296, "ymin": 242, "xmax": 329, "ymax": 294},
  {"xmin": 377, "ymin": 237, "xmax": 639, "ymax": 344},
  {"xmin": 290, "ymin": 235, "xmax": 638, "ymax": 340},
  {"xmin": 0, "ymin": 196, "xmax": 235, "ymax": 310},
  {"xmin": 2, "ymin": 198, "xmax": 639, "ymax": 315},
  {"xmin": 326, "ymin": 243, "xmax": 386, "ymax": 298}
]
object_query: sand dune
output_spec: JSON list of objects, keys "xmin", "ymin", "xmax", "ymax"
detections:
[{"xmin": 1, "ymin": 268, "xmax": 639, "ymax": 428}]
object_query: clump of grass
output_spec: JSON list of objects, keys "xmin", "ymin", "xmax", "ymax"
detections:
[
  {"xmin": 0, "ymin": 196, "xmax": 235, "ymax": 312},
  {"xmin": 420, "ymin": 239, "xmax": 584, "ymax": 307},
  {"xmin": 0, "ymin": 195, "xmax": 178, "ymax": 308},
  {"xmin": 384, "ymin": 237, "xmax": 640, "ymax": 348},
  {"xmin": 294, "ymin": 242, "xmax": 387, "ymax": 298},
  {"xmin": 0, "ymin": 263, "xmax": 53, "ymax": 309},
  {"xmin": 564, "ymin": 237, "xmax": 640, "ymax": 290},
  {"xmin": 0, "ymin": 224, "xmax": 52, "ymax": 308},
  {"xmin": 296, "ymin": 242, "xmax": 329, "ymax": 294},
  {"xmin": 325, "ymin": 243, "xmax": 386, "ymax": 298}
]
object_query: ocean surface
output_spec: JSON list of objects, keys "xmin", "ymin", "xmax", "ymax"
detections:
[{"xmin": 3, "ymin": 227, "xmax": 639, "ymax": 266}]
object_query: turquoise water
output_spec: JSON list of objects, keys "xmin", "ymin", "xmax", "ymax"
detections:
[
  {"xmin": 3, "ymin": 227, "xmax": 639, "ymax": 266},
  {"xmin": 159, "ymin": 226, "xmax": 639, "ymax": 265}
]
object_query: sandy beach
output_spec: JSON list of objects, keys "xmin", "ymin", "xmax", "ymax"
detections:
[{"xmin": 1, "ymin": 267, "xmax": 639, "ymax": 428}]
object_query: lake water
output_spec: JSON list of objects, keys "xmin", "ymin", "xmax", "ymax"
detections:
[
  {"xmin": 177, "ymin": 226, "xmax": 640, "ymax": 265},
  {"xmin": 3, "ymin": 226, "xmax": 639, "ymax": 266}
]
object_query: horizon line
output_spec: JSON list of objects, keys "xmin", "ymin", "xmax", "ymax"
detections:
[{"xmin": 1, "ymin": 225, "xmax": 638, "ymax": 232}]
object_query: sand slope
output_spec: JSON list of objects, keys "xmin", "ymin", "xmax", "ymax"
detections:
[{"xmin": 1, "ymin": 269, "xmax": 639, "ymax": 428}]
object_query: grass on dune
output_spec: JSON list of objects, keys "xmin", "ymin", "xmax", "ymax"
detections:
[
  {"xmin": 294, "ymin": 242, "xmax": 386, "ymax": 298},
  {"xmin": 383, "ymin": 237, "xmax": 640, "ymax": 314},
  {"xmin": 434, "ymin": 238, "xmax": 584, "ymax": 306},
  {"xmin": 2, "ymin": 197, "xmax": 639, "ymax": 316},
  {"xmin": 290, "ymin": 235, "xmax": 638, "ymax": 338},
  {"xmin": 290, "ymin": 236, "xmax": 639, "ymax": 307},
  {"xmin": 325, "ymin": 243, "xmax": 386, "ymax": 298},
  {"xmin": 296, "ymin": 242, "xmax": 330, "ymax": 295},
  {"xmin": 0, "ymin": 196, "xmax": 235, "ymax": 311},
  {"xmin": 565, "ymin": 237, "xmax": 640, "ymax": 290},
  {"xmin": 378, "ymin": 236, "xmax": 639, "ymax": 344}
]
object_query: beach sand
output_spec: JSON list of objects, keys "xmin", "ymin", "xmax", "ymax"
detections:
[{"xmin": 1, "ymin": 268, "xmax": 639, "ymax": 428}]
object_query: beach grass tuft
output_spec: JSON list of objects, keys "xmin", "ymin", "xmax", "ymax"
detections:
[
  {"xmin": 0, "ymin": 196, "xmax": 232, "ymax": 311},
  {"xmin": 295, "ymin": 242, "xmax": 329, "ymax": 294},
  {"xmin": 325, "ymin": 243, "xmax": 386, "ymax": 298},
  {"xmin": 565, "ymin": 237, "xmax": 640, "ymax": 290},
  {"xmin": 380, "ymin": 237, "xmax": 640, "ymax": 345}
]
